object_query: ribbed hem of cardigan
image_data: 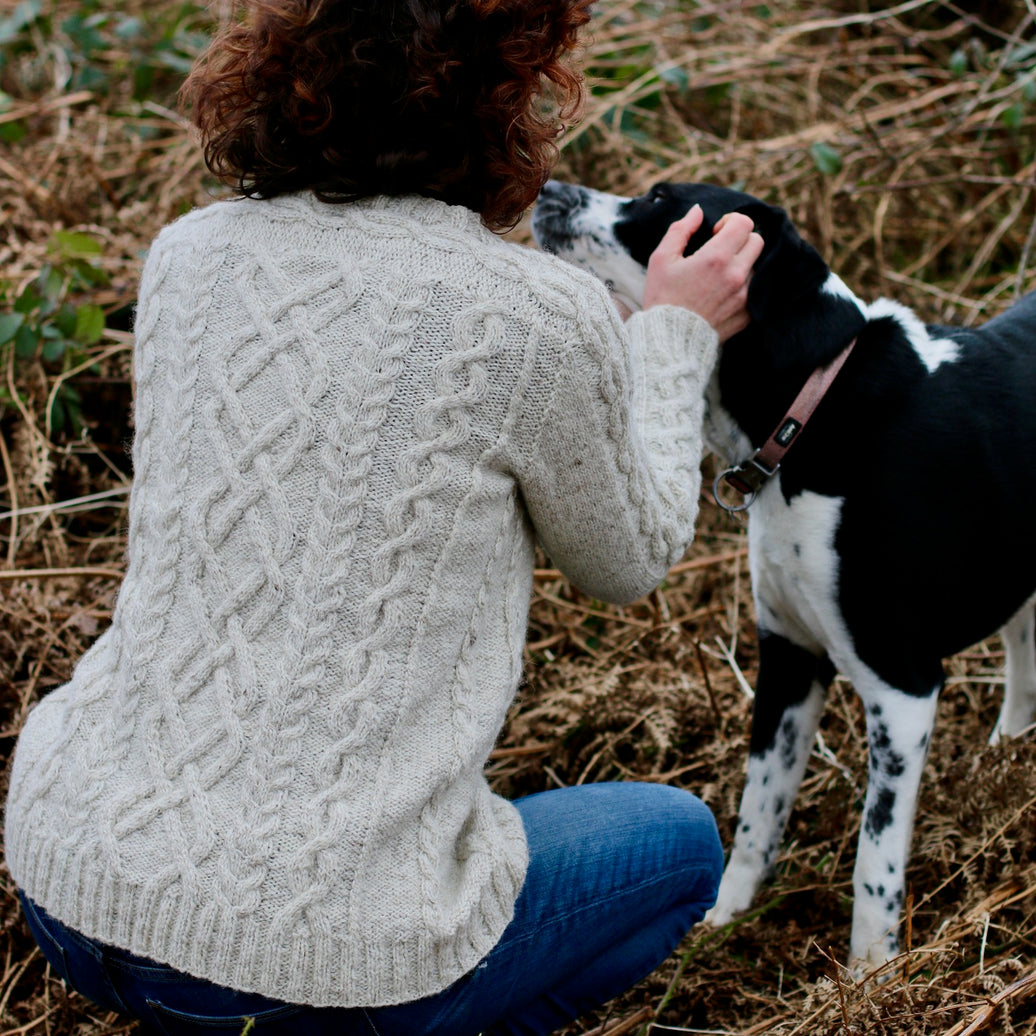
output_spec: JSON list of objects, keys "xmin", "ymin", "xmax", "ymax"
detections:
[{"xmin": 7, "ymin": 828, "xmax": 528, "ymax": 1009}]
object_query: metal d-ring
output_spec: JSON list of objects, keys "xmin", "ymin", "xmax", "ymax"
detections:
[{"xmin": 712, "ymin": 468, "xmax": 756, "ymax": 514}]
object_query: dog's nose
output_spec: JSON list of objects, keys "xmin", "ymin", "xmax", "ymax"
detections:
[
  {"xmin": 534, "ymin": 181, "xmax": 586, "ymax": 219},
  {"xmin": 537, "ymin": 180, "xmax": 568, "ymax": 207},
  {"xmin": 538, "ymin": 179, "xmax": 582, "ymax": 202}
]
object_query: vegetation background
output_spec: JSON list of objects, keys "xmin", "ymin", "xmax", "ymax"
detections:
[{"xmin": 1, "ymin": 0, "xmax": 1035, "ymax": 1033}]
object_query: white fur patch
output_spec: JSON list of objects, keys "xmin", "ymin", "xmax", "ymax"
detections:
[
  {"xmin": 865, "ymin": 297, "xmax": 961, "ymax": 373},
  {"xmin": 821, "ymin": 271, "xmax": 863, "ymax": 306},
  {"xmin": 749, "ymin": 487, "xmax": 850, "ymax": 663},
  {"xmin": 567, "ymin": 192, "xmax": 646, "ymax": 306},
  {"xmin": 542, "ymin": 189, "xmax": 647, "ymax": 313}
]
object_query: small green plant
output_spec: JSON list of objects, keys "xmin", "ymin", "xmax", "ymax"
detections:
[
  {"xmin": 810, "ymin": 141, "xmax": 844, "ymax": 177},
  {"xmin": 0, "ymin": 0, "xmax": 213, "ymax": 103},
  {"xmin": 0, "ymin": 230, "xmax": 110, "ymax": 437}
]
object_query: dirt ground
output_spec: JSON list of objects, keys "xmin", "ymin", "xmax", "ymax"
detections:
[{"xmin": 1, "ymin": 1, "xmax": 1035, "ymax": 1033}]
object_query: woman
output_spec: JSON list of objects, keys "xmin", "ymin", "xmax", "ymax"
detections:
[{"xmin": 5, "ymin": 1, "xmax": 762, "ymax": 1033}]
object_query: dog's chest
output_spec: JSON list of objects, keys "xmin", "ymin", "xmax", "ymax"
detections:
[{"xmin": 748, "ymin": 484, "xmax": 853, "ymax": 664}]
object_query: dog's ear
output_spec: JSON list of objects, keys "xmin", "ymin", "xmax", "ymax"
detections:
[{"xmin": 733, "ymin": 201, "xmax": 830, "ymax": 324}]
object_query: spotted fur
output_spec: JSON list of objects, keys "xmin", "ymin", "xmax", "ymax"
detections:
[{"xmin": 532, "ymin": 179, "xmax": 1036, "ymax": 972}]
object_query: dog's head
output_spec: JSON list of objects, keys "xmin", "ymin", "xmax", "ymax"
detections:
[
  {"xmin": 532, "ymin": 179, "xmax": 831, "ymax": 331},
  {"xmin": 532, "ymin": 180, "xmax": 868, "ymax": 456}
]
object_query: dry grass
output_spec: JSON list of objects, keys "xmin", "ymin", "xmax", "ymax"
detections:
[{"xmin": 2, "ymin": 1, "xmax": 1036, "ymax": 1033}]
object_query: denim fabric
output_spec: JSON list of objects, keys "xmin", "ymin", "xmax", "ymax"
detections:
[{"xmin": 20, "ymin": 782, "xmax": 722, "ymax": 1036}]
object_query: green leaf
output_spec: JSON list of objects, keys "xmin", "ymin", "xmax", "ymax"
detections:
[
  {"xmin": 0, "ymin": 121, "xmax": 26, "ymax": 144},
  {"xmin": 41, "ymin": 336, "xmax": 68, "ymax": 363},
  {"xmin": 50, "ymin": 230, "xmax": 104, "ymax": 260},
  {"xmin": 74, "ymin": 304, "xmax": 106, "ymax": 345},
  {"xmin": 39, "ymin": 266, "xmax": 64, "ymax": 306},
  {"xmin": 115, "ymin": 16, "xmax": 144, "ymax": 40},
  {"xmin": 60, "ymin": 13, "xmax": 107, "ymax": 55},
  {"xmin": 660, "ymin": 66, "xmax": 690, "ymax": 95},
  {"xmin": 810, "ymin": 141, "xmax": 843, "ymax": 176},
  {"xmin": 0, "ymin": 0, "xmax": 43, "ymax": 45},
  {"xmin": 705, "ymin": 82, "xmax": 732, "ymax": 108},
  {"xmin": 70, "ymin": 257, "xmax": 110, "ymax": 288},
  {"xmin": 14, "ymin": 323, "xmax": 38, "ymax": 359},
  {"xmin": 0, "ymin": 312, "xmax": 23, "ymax": 344},
  {"xmin": 49, "ymin": 393, "xmax": 66, "ymax": 433},
  {"xmin": 1003, "ymin": 102, "xmax": 1025, "ymax": 129},
  {"xmin": 949, "ymin": 48, "xmax": 969, "ymax": 77},
  {"xmin": 55, "ymin": 303, "xmax": 78, "ymax": 338},
  {"xmin": 1005, "ymin": 41, "xmax": 1036, "ymax": 69},
  {"xmin": 15, "ymin": 282, "xmax": 42, "ymax": 314}
]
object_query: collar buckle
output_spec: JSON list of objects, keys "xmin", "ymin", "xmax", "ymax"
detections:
[{"xmin": 713, "ymin": 455, "xmax": 778, "ymax": 514}]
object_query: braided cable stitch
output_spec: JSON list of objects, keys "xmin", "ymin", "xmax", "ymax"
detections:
[{"xmin": 4, "ymin": 191, "xmax": 719, "ymax": 1008}]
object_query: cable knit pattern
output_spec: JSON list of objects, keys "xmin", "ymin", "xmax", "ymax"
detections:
[{"xmin": 5, "ymin": 192, "xmax": 718, "ymax": 1008}]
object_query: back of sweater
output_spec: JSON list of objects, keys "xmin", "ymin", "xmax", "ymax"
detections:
[{"xmin": 5, "ymin": 192, "xmax": 717, "ymax": 1008}]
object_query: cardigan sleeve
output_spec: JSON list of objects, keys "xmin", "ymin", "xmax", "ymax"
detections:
[{"xmin": 510, "ymin": 292, "xmax": 719, "ymax": 604}]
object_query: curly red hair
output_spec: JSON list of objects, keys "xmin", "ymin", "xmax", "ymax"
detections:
[{"xmin": 180, "ymin": 0, "xmax": 593, "ymax": 230}]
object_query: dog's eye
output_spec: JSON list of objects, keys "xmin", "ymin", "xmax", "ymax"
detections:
[{"xmin": 648, "ymin": 185, "xmax": 667, "ymax": 203}]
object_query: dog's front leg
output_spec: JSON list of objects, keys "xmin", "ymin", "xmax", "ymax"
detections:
[
  {"xmin": 706, "ymin": 630, "xmax": 833, "ymax": 927},
  {"xmin": 849, "ymin": 677, "xmax": 940, "ymax": 973}
]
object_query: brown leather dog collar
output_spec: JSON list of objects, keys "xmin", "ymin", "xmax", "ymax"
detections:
[{"xmin": 713, "ymin": 337, "xmax": 858, "ymax": 513}]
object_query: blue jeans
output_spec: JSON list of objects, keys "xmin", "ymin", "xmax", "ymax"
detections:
[{"xmin": 19, "ymin": 782, "xmax": 722, "ymax": 1036}]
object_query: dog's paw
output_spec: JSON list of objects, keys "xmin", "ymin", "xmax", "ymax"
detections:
[
  {"xmin": 702, "ymin": 902, "xmax": 729, "ymax": 928},
  {"xmin": 847, "ymin": 953, "xmax": 901, "ymax": 987},
  {"xmin": 848, "ymin": 925, "xmax": 900, "ymax": 981},
  {"xmin": 704, "ymin": 863, "xmax": 760, "ymax": 927}
]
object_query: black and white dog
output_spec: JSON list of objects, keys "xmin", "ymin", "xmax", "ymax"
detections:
[{"xmin": 531, "ymin": 179, "xmax": 1036, "ymax": 972}]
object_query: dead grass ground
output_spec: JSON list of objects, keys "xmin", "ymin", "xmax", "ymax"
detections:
[{"xmin": 1, "ymin": 1, "xmax": 1035, "ymax": 1033}]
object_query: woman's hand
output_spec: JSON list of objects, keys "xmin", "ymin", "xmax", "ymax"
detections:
[{"xmin": 642, "ymin": 204, "xmax": 764, "ymax": 342}]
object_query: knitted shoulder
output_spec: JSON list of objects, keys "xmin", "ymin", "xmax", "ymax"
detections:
[
  {"xmin": 148, "ymin": 198, "xmax": 241, "ymax": 257},
  {"xmin": 484, "ymin": 240, "xmax": 619, "ymax": 324}
]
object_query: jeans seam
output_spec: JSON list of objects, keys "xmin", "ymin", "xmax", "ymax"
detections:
[{"xmin": 361, "ymin": 1008, "xmax": 385, "ymax": 1035}]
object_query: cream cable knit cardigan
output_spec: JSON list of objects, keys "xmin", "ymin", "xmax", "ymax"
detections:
[{"xmin": 5, "ymin": 191, "xmax": 718, "ymax": 1008}]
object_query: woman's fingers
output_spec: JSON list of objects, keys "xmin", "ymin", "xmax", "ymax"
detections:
[{"xmin": 642, "ymin": 207, "xmax": 764, "ymax": 341}]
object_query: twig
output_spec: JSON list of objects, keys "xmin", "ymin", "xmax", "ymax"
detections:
[
  {"xmin": 0, "ymin": 1006, "xmax": 58, "ymax": 1036},
  {"xmin": 533, "ymin": 588, "xmax": 654, "ymax": 629},
  {"xmin": 0, "ymin": 90, "xmax": 93, "ymax": 127},
  {"xmin": 532, "ymin": 547, "xmax": 748, "ymax": 582},
  {"xmin": 762, "ymin": 0, "xmax": 947, "ymax": 53},
  {"xmin": 0, "ymin": 486, "xmax": 130, "ymax": 523},
  {"xmin": 588, "ymin": 1006, "xmax": 654, "ymax": 1036},
  {"xmin": 941, "ymin": 968, "xmax": 1036, "ymax": 1036},
  {"xmin": 0, "ymin": 948, "xmax": 39, "ymax": 1021},
  {"xmin": 694, "ymin": 639, "xmax": 724, "ymax": 729},
  {"xmin": 0, "ymin": 428, "xmax": 18, "ymax": 567},
  {"xmin": 0, "ymin": 567, "xmax": 123, "ymax": 581}
]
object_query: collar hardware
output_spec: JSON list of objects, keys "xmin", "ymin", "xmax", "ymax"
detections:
[{"xmin": 712, "ymin": 337, "xmax": 857, "ymax": 515}]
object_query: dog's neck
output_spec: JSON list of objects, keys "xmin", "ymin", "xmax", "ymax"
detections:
[{"xmin": 706, "ymin": 273, "xmax": 868, "ymax": 466}]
